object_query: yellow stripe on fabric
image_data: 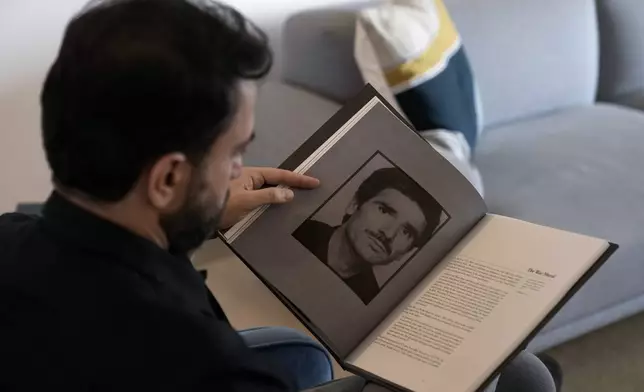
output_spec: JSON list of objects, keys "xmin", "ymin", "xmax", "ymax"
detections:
[{"xmin": 384, "ymin": 0, "xmax": 459, "ymax": 88}]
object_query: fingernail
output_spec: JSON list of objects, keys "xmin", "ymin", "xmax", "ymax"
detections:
[{"xmin": 283, "ymin": 189, "xmax": 295, "ymax": 201}]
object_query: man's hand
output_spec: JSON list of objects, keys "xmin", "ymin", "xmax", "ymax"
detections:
[{"xmin": 221, "ymin": 167, "xmax": 320, "ymax": 229}]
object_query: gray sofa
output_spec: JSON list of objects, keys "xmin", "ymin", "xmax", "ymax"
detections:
[{"xmin": 246, "ymin": 0, "xmax": 644, "ymax": 351}]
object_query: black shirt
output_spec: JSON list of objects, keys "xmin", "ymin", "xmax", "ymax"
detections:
[
  {"xmin": 293, "ymin": 220, "xmax": 380, "ymax": 304},
  {"xmin": 0, "ymin": 192, "xmax": 293, "ymax": 391}
]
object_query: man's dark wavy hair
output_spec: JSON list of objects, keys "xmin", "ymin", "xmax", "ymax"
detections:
[
  {"xmin": 344, "ymin": 167, "xmax": 443, "ymax": 246},
  {"xmin": 41, "ymin": 0, "xmax": 272, "ymax": 201}
]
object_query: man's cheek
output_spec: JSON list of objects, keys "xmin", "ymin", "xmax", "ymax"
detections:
[
  {"xmin": 362, "ymin": 212, "xmax": 382, "ymax": 231},
  {"xmin": 392, "ymin": 238, "xmax": 411, "ymax": 257}
]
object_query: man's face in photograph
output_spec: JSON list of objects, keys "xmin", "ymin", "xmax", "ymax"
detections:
[{"xmin": 345, "ymin": 188, "xmax": 427, "ymax": 266}]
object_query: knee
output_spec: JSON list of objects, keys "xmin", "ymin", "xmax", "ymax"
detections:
[
  {"xmin": 496, "ymin": 352, "xmax": 556, "ymax": 392},
  {"xmin": 240, "ymin": 327, "xmax": 334, "ymax": 390}
]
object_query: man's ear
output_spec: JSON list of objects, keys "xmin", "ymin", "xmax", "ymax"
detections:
[
  {"xmin": 147, "ymin": 153, "xmax": 191, "ymax": 211},
  {"xmin": 346, "ymin": 197, "xmax": 359, "ymax": 216}
]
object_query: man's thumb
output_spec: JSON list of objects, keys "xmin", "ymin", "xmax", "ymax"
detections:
[{"xmin": 253, "ymin": 187, "xmax": 295, "ymax": 205}]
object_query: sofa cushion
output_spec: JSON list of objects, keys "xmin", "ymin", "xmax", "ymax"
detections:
[
  {"xmin": 282, "ymin": 6, "xmax": 368, "ymax": 102},
  {"xmin": 245, "ymin": 82, "xmax": 341, "ymax": 168},
  {"xmin": 282, "ymin": 0, "xmax": 599, "ymax": 129},
  {"xmin": 478, "ymin": 104, "xmax": 644, "ymax": 333}
]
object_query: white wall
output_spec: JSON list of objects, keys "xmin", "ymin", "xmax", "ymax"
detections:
[
  {"xmin": 0, "ymin": 1, "xmax": 89, "ymax": 213},
  {"xmin": 0, "ymin": 0, "xmax": 353, "ymax": 213}
]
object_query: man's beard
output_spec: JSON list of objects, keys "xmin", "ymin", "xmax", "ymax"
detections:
[{"xmin": 159, "ymin": 180, "xmax": 229, "ymax": 255}]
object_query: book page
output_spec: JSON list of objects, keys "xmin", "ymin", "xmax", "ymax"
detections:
[
  {"xmin": 348, "ymin": 215, "xmax": 609, "ymax": 392},
  {"xmin": 227, "ymin": 90, "xmax": 486, "ymax": 360}
]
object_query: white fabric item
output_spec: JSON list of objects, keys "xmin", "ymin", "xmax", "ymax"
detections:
[
  {"xmin": 357, "ymin": 0, "xmax": 441, "ymax": 70},
  {"xmin": 421, "ymin": 129, "xmax": 483, "ymax": 195},
  {"xmin": 356, "ymin": 0, "xmax": 464, "ymax": 94}
]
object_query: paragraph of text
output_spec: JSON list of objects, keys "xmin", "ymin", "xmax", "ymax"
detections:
[
  {"xmin": 450, "ymin": 256, "xmax": 523, "ymax": 288},
  {"xmin": 375, "ymin": 335, "xmax": 444, "ymax": 368},
  {"xmin": 417, "ymin": 266, "xmax": 509, "ymax": 322}
]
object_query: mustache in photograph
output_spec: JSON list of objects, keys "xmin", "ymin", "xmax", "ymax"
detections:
[{"xmin": 367, "ymin": 230, "xmax": 392, "ymax": 255}]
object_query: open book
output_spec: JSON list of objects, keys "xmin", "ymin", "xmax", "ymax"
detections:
[{"xmin": 221, "ymin": 85, "xmax": 617, "ymax": 392}]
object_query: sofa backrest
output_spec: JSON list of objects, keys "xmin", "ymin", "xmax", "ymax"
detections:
[
  {"xmin": 282, "ymin": 4, "xmax": 369, "ymax": 103},
  {"xmin": 282, "ymin": 0, "xmax": 599, "ymax": 129},
  {"xmin": 597, "ymin": 0, "xmax": 644, "ymax": 110}
]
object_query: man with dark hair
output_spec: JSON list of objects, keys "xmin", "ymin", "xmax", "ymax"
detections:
[
  {"xmin": 0, "ymin": 1, "xmax": 560, "ymax": 391},
  {"xmin": 0, "ymin": 0, "xmax": 320, "ymax": 390},
  {"xmin": 294, "ymin": 167, "xmax": 443, "ymax": 304}
]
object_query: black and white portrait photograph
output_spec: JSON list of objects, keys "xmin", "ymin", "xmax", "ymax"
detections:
[{"xmin": 293, "ymin": 152, "xmax": 449, "ymax": 305}]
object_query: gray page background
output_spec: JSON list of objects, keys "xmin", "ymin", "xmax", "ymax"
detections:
[{"xmin": 232, "ymin": 102, "xmax": 487, "ymax": 359}]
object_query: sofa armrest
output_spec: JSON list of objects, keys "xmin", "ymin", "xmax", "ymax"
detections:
[{"xmin": 598, "ymin": 0, "xmax": 644, "ymax": 110}]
